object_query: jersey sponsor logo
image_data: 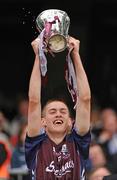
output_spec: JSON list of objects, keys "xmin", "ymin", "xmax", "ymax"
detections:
[
  {"xmin": 53, "ymin": 144, "xmax": 70, "ymax": 160},
  {"xmin": 46, "ymin": 160, "xmax": 74, "ymax": 177}
]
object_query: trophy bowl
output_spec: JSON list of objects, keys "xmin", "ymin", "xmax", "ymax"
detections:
[{"xmin": 36, "ymin": 9, "xmax": 70, "ymax": 53}]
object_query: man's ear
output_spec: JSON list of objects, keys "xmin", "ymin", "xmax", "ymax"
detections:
[
  {"xmin": 41, "ymin": 117, "xmax": 47, "ymax": 127},
  {"xmin": 68, "ymin": 117, "xmax": 73, "ymax": 129}
]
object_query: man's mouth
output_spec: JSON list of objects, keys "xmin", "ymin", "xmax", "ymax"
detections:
[{"xmin": 53, "ymin": 119, "xmax": 63, "ymax": 125}]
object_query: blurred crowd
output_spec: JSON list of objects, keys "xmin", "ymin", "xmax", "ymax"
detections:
[
  {"xmin": 0, "ymin": 94, "xmax": 29, "ymax": 180},
  {"xmin": 1, "ymin": 94, "xmax": 117, "ymax": 180},
  {"xmin": 87, "ymin": 98, "xmax": 117, "ymax": 180}
]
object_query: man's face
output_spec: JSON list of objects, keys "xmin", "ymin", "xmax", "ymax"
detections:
[{"xmin": 42, "ymin": 101, "xmax": 72, "ymax": 134}]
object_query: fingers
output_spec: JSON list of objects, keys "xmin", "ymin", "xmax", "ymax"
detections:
[
  {"xmin": 68, "ymin": 36, "xmax": 80, "ymax": 52},
  {"xmin": 68, "ymin": 36, "xmax": 80, "ymax": 43},
  {"xmin": 31, "ymin": 37, "xmax": 40, "ymax": 55},
  {"xmin": 31, "ymin": 37, "xmax": 40, "ymax": 47}
]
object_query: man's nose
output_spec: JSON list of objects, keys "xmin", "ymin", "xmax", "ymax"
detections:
[{"xmin": 56, "ymin": 110, "xmax": 62, "ymax": 117}]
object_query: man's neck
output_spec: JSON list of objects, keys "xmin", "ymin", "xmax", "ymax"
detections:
[{"xmin": 47, "ymin": 131, "xmax": 66, "ymax": 145}]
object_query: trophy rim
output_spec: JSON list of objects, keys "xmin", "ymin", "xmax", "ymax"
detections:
[
  {"xmin": 37, "ymin": 9, "xmax": 69, "ymax": 18},
  {"xmin": 36, "ymin": 9, "xmax": 70, "ymax": 32}
]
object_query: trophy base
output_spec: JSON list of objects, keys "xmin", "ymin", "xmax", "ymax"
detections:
[{"xmin": 48, "ymin": 34, "xmax": 67, "ymax": 53}]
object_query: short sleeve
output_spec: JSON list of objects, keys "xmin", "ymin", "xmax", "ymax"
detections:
[
  {"xmin": 72, "ymin": 129, "xmax": 91, "ymax": 160},
  {"xmin": 25, "ymin": 133, "xmax": 46, "ymax": 170}
]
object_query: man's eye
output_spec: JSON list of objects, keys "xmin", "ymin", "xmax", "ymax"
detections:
[
  {"xmin": 49, "ymin": 111, "xmax": 56, "ymax": 114},
  {"xmin": 61, "ymin": 111, "xmax": 67, "ymax": 114}
]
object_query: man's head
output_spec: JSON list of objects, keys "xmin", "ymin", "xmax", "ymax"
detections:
[
  {"xmin": 100, "ymin": 108, "xmax": 117, "ymax": 134},
  {"xmin": 89, "ymin": 144, "xmax": 106, "ymax": 168},
  {"xmin": 41, "ymin": 98, "xmax": 73, "ymax": 136}
]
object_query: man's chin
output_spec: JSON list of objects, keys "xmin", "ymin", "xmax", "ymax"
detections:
[{"xmin": 48, "ymin": 126, "xmax": 66, "ymax": 134}]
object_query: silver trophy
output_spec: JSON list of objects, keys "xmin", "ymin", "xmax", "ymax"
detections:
[{"xmin": 36, "ymin": 9, "xmax": 70, "ymax": 53}]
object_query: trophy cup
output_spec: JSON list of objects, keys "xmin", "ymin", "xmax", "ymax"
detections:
[
  {"xmin": 36, "ymin": 9, "xmax": 77, "ymax": 107},
  {"xmin": 36, "ymin": 9, "xmax": 70, "ymax": 53}
]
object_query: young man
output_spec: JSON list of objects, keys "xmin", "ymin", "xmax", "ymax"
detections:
[{"xmin": 25, "ymin": 36, "xmax": 91, "ymax": 180}]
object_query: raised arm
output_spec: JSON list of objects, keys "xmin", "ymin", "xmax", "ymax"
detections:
[
  {"xmin": 69, "ymin": 37, "xmax": 91, "ymax": 136},
  {"xmin": 27, "ymin": 38, "xmax": 42, "ymax": 137}
]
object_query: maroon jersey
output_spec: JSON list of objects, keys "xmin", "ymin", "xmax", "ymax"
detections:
[{"xmin": 25, "ymin": 129, "xmax": 91, "ymax": 180}]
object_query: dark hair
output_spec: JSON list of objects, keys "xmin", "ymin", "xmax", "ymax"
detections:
[
  {"xmin": 42, "ymin": 96, "xmax": 75, "ymax": 119},
  {"xmin": 41, "ymin": 83, "xmax": 76, "ymax": 119}
]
